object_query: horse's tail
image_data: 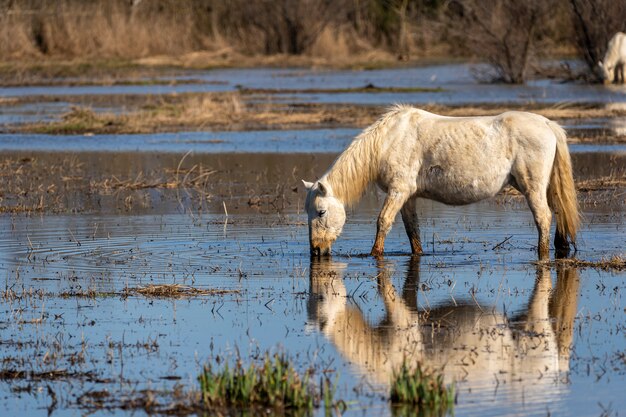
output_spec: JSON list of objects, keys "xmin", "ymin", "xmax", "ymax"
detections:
[{"xmin": 547, "ymin": 122, "xmax": 580, "ymax": 251}]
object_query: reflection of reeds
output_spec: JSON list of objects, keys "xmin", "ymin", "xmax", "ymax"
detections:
[
  {"xmin": 0, "ymin": 156, "xmax": 81, "ymax": 213},
  {"xmin": 91, "ymin": 167, "xmax": 217, "ymax": 192},
  {"xmin": 0, "ymin": 155, "xmax": 222, "ymax": 213}
]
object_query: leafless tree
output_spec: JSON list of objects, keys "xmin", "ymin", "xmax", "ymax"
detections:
[
  {"xmin": 447, "ymin": 0, "xmax": 551, "ymax": 83},
  {"xmin": 219, "ymin": 0, "xmax": 343, "ymax": 55}
]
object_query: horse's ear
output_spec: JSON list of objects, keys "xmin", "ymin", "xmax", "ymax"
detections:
[
  {"xmin": 302, "ymin": 180, "xmax": 314, "ymax": 190},
  {"xmin": 317, "ymin": 180, "xmax": 330, "ymax": 196}
]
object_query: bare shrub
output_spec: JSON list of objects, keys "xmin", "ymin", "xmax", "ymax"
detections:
[
  {"xmin": 568, "ymin": 0, "xmax": 626, "ymax": 81},
  {"xmin": 215, "ymin": 0, "xmax": 343, "ymax": 55},
  {"xmin": 446, "ymin": 0, "xmax": 552, "ymax": 83},
  {"xmin": 308, "ymin": 25, "xmax": 375, "ymax": 60},
  {"xmin": 346, "ymin": 0, "xmax": 450, "ymax": 59}
]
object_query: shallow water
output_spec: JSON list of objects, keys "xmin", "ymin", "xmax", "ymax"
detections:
[
  {"xmin": 0, "ymin": 62, "xmax": 625, "ymax": 415},
  {"xmin": 0, "ymin": 129, "xmax": 356, "ymax": 153},
  {"xmin": 0, "ymin": 145, "xmax": 624, "ymax": 416},
  {"xmin": 1, "ymin": 64, "xmax": 625, "ymax": 106},
  {"xmin": 1, "ymin": 129, "xmax": 625, "ymax": 154},
  {"xmin": 0, "ymin": 194, "xmax": 624, "ymax": 417}
]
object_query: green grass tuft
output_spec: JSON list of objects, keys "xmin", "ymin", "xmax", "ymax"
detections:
[
  {"xmin": 198, "ymin": 353, "xmax": 338, "ymax": 412},
  {"xmin": 390, "ymin": 361, "xmax": 454, "ymax": 415}
]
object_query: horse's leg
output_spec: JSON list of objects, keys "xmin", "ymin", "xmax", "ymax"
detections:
[
  {"xmin": 400, "ymin": 198, "xmax": 422, "ymax": 255},
  {"xmin": 511, "ymin": 165, "xmax": 552, "ymax": 260},
  {"xmin": 525, "ymin": 190, "xmax": 552, "ymax": 260},
  {"xmin": 371, "ymin": 190, "xmax": 407, "ymax": 257},
  {"xmin": 615, "ymin": 64, "xmax": 624, "ymax": 84}
]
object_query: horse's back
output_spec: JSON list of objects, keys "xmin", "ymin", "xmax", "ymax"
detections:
[
  {"xmin": 418, "ymin": 110, "xmax": 554, "ymax": 151},
  {"xmin": 379, "ymin": 109, "xmax": 558, "ymax": 205}
]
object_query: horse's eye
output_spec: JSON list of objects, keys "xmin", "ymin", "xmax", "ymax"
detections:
[{"xmin": 318, "ymin": 210, "xmax": 326, "ymax": 217}]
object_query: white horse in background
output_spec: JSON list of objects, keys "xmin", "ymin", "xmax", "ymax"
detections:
[
  {"xmin": 303, "ymin": 105, "xmax": 579, "ymax": 260},
  {"xmin": 599, "ymin": 32, "xmax": 626, "ymax": 84}
]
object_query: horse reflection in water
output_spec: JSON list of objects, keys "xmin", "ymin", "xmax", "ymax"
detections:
[{"xmin": 307, "ymin": 258, "xmax": 579, "ymax": 396}]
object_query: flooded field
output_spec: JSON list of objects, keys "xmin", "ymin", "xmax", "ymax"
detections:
[
  {"xmin": 0, "ymin": 64, "xmax": 625, "ymax": 416},
  {"xmin": 2, "ymin": 64, "xmax": 626, "ymax": 104}
]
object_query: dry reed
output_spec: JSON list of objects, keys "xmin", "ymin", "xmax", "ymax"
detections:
[
  {"xmin": 127, "ymin": 284, "xmax": 239, "ymax": 298},
  {"xmin": 555, "ymin": 255, "xmax": 625, "ymax": 271}
]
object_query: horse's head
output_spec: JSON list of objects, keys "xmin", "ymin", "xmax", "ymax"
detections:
[
  {"xmin": 598, "ymin": 61, "xmax": 613, "ymax": 83},
  {"xmin": 302, "ymin": 179, "xmax": 346, "ymax": 256}
]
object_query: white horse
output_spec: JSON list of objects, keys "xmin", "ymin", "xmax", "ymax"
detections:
[
  {"xmin": 599, "ymin": 32, "xmax": 626, "ymax": 84},
  {"xmin": 303, "ymin": 105, "xmax": 579, "ymax": 259}
]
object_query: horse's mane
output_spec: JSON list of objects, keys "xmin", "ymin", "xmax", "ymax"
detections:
[{"xmin": 324, "ymin": 104, "xmax": 412, "ymax": 206}]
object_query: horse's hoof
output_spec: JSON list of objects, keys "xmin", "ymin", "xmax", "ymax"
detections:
[{"xmin": 370, "ymin": 247, "xmax": 384, "ymax": 257}]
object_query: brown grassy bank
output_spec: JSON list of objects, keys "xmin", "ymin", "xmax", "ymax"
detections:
[
  {"xmin": 10, "ymin": 93, "xmax": 383, "ymax": 134},
  {"xmin": 8, "ymin": 93, "xmax": 626, "ymax": 140}
]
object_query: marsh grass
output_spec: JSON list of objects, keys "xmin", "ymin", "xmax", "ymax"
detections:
[
  {"xmin": 198, "ymin": 353, "xmax": 337, "ymax": 412},
  {"xmin": 390, "ymin": 361, "xmax": 454, "ymax": 415},
  {"xmin": 92, "ymin": 167, "xmax": 217, "ymax": 192},
  {"xmin": 0, "ymin": 155, "xmax": 222, "ymax": 213},
  {"xmin": 130, "ymin": 284, "xmax": 239, "ymax": 298},
  {"xmin": 497, "ymin": 173, "xmax": 626, "ymax": 200},
  {"xmin": 15, "ymin": 96, "xmax": 626, "ymax": 136},
  {"xmin": 575, "ymin": 176, "xmax": 626, "ymax": 192},
  {"xmin": 55, "ymin": 285, "xmax": 239, "ymax": 299},
  {"xmin": 554, "ymin": 255, "xmax": 625, "ymax": 271},
  {"xmin": 31, "ymin": 106, "xmax": 125, "ymax": 134},
  {"xmin": 21, "ymin": 93, "xmax": 382, "ymax": 134}
]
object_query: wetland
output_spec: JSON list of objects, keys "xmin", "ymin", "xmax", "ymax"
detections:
[{"xmin": 0, "ymin": 62, "xmax": 625, "ymax": 417}]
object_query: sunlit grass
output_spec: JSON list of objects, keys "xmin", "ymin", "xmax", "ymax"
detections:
[
  {"xmin": 198, "ymin": 353, "xmax": 338, "ymax": 412},
  {"xmin": 390, "ymin": 361, "xmax": 454, "ymax": 415}
]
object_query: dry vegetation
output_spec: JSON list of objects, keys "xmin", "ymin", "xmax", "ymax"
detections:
[
  {"xmin": 0, "ymin": 0, "xmax": 625, "ymax": 82},
  {"xmin": 0, "ymin": 155, "xmax": 224, "ymax": 213},
  {"xmin": 10, "ymin": 93, "xmax": 626, "ymax": 137},
  {"xmin": 446, "ymin": 0, "xmax": 554, "ymax": 83},
  {"xmin": 15, "ymin": 93, "xmax": 383, "ymax": 134},
  {"xmin": 0, "ymin": 149, "xmax": 623, "ymax": 216},
  {"xmin": 554, "ymin": 255, "xmax": 626, "ymax": 271},
  {"xmin": 128, "ymin": 284, "xmax": 239, "ymax": 298}
]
